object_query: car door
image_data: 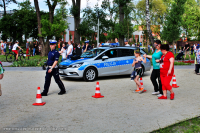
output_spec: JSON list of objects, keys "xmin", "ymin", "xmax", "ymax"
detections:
[
  {"xmin": 118, "ymin": 48, "xmax": 135, "ymax": 75},
  {"xmin": 96, "ymin": 49, "xmax": 120, "ymax": 76}
]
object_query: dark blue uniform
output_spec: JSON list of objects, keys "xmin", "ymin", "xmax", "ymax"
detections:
[
  {"xmin": 82, "ymin": 45, "xmax": 92, "ymax": 51},
  {"xmin": 42, "ymin": 49, "xmax": 66, "ymax": 95}
]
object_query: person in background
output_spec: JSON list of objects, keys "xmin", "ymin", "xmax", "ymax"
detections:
[
  {"xmin": 92, "ymin": 44, "xmax": 95, "ymax": 48},
  {"xmin": 83, "ymin": 41, "xmax": 92, "ymax": 53},
  {"xmin": 194, "ymin": 44, "xmax": 197, "ymax": 56},
  {"xmin": 3, "ymin": 41, "xmax": 6, "ymax": 55},
  {"xmin": 58, "ymin": 40, "xmax": 61, "ymax": 51},
  {"xmin": 33, "ymin": 42, "xmax": 36, "ymax": 56},
  {"xmin": 8, "ymin": 43, "xmax": 12, "ymax": 53},
  {"xmin": 59, "ymin": 43, "xmax": 67, "ymax": 61},
  {"xmin": 148, "ymin": 44, "xmax": 151, "ymax": 53},
  {"xmin": 195, "ymin": 46, "xmax": 200, "ymax": 75},
  {"xmin": 1, "ymin": 41, "xmax": 4, "ymax": 55},
  {"xmin": 38, "ymin": 44, "xmax": 42, "ymax": 55},
  {"xmin": 191, "ymin": 44, "xmax": 194, "ymax": 55},
  {"xmin": 174, "ymin": 44, "xmax": 177, "ymax": 54},
  {"xmin": 183, "ymin": 42, "xmax": 191, "ymax": 61},
  {"xmin": 125, "ymin": 40, "xmax": 130, "ymax": 46},
  {"xmin": 115, "ymin": 38, "xmax": 120, "ymax": 46},
  {"xmin": 132, "ymin": 43, "xmax": 135, "ymax": 47},
  {"xmin": 66, "ymin": 40, "xmax": 73, "ymax": 59},
  {"xmin": 146, "ymin": 40, "xmax": 163, "ymax": 97},
  {"xmin": 12, "ymin": 41, "xmax": 23, "ymax": 61},
  {"xmin": 156, "ymin": 44, "xmax": 175, "ymax": 100},
  {"xmin": 26, "ymin": 41, "xmax": 29, "ymax": 56},
  {"xmin": 76, "ymin": 43, "xmax": 82, "ymax": 56}
]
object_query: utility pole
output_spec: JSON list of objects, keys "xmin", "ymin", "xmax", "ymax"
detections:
[{"xmin": 97, "ymin": 11, "xmax": 99, "ymax": 45}]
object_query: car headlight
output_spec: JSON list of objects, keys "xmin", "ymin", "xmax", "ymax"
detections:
[{"xmin": 69, "ymin": 63, "xmax": 84, "ymax": 68}]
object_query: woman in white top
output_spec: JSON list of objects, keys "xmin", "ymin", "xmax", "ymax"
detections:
[
  {"xmin": 59, "ymin": 43, "xmax": 67, "ymax": 61},
  {"xmin": 1, "ymin": 41, "xmax": 4, "ymax": 55}
]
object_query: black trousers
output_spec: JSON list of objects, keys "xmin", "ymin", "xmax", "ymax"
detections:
[
  {"xmin": 195, "ymin": 64, "xmax": 200, "ymax": 73},
  {"xmin": 43, "ymin": 68, "xmax": 65, "ymax": 94},
  {"xmin": 150, "ymin": 69, "xmax": 163, "ymax": 94}
]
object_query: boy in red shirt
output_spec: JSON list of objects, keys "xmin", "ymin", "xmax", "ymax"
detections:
[{"xmin": 156, "ymin": 44, "xmax": 175, "ymax": 100}]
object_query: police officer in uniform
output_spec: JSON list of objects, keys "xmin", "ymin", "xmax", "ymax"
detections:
[
  {"xmin": 82, "ymin": 41, "xmax": 92, "ymax": 53},
  {"xmin": 41, "ymin": 40, "xmax": 66, "ymax": 96}
]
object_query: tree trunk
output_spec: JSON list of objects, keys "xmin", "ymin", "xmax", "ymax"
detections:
[
  {"xmin": 73, "ymin": 0, "xmax": 81, "ymax": 44},
  {"xmin": 3, "ymin": 0, "xmax": 6, "ymax": 15},
  {"xmin": 34, "ymin": 0, "xmax": 46, "ymax": 56},
  {"xmin": 119, "ymin": 4, "xmax": 124, "ymax": 46},
  {"xmin": 172, "ymin": 40, "xmax": 175, "ymax": 54},
  {"xmin": 145, "ymin": 0, "xmax": 154, "ymax": 47}
]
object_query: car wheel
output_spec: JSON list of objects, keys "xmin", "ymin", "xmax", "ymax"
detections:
[{"xmin": 83, "ymin": 67, "xmax": 97, "ymax": 81}]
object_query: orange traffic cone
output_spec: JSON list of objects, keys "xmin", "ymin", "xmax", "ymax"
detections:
[
  {"xmin": 139, "ymin": 77, "xmax": 147, "ymax": 92},
  {"xmin": 172, "ymin": 75, "xmax": 179, "ymax": 88},
  {"xmin": 33, "ymin": 87, "xmax": 46, "ymax": 106},
  {"xmin": 92, "ymin": 82, "xmax": 104, "ymax": 98}
]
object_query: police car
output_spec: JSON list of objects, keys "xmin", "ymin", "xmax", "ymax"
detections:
[{"xmin": 58, "ymin": 43, "xmax": 151, "ymax": 81}]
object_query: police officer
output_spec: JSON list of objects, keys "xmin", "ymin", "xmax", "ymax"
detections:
[
  {"xmin": 83, "ymin": 41, "xmax": 92, "ymax": 53},
  {"xmin": 41, "ymin": 40, "xmax": 66, "ymax": 96}
]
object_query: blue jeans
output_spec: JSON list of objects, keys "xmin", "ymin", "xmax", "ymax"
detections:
[
  {"xmin": 174, "ymin": 49, "xmax": 176, "ymax": 54},
  {"xmin": 67, "ymin": 55, "xmax": 72, "ymax": 59},
  {"xmin": 33, "ymin": 48, "xmax": 36, "ymax": 56},
  {"xmin": 4, "ymin": 48, "xmax": 6, "ymax": 53},
  {"xmin": 59, "ymin": 48, "xmax": 61, "ymax": 51}
]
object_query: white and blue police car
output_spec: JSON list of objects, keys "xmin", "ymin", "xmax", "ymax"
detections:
[{"xmin": 58, "ymin": 43, "xmax": 151, "ymax": 81}]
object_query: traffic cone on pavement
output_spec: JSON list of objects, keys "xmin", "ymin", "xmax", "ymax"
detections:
[
  {"xmin": 139, "ymin": 77, "xmax": 147, "ymax": 92},
  {"xmin": 33, "ymin": 87, "xmax": 46, "ymax": 106},
  {"xmin": 172, "ymin": 75, "xmax": 179, "ymax": 88},
  {"xmin": 92, "ymin": 82, "xmax": 104, "ymax": 98}
]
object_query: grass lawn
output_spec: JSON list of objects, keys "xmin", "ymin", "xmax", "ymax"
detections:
[{"xmin": 151, "ymin": 117, "xmax": 200, "ymax": 133}]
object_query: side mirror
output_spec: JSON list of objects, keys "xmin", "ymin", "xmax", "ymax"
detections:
[{"xmin": 102, "ymin": 56, "xmax": 109, "ymax": 61}]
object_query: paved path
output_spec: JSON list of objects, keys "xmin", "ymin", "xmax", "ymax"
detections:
[
  {"xmin": 4, "ymin": 67, "xmax": 43, "ymax": 71},
  {"xmin": 2, "ymin": 62, "xmax": 12, "ymax": 67},
  {"xmin": 0, "ymin": 69, "xmax": 199, "ymax": 133}
]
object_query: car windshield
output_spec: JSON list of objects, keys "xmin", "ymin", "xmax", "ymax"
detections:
[{"xmin": 81, "ymin": 48, "xmax": 105, "ymax": 58}]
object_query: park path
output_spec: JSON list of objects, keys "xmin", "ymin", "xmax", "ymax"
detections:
[{"xmin": 0, "ymin": 69, "xmax": 199, "ymax": 133}]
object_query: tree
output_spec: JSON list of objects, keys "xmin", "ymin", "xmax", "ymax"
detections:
[
  {"xmin": 34, "ymin": 0, "xmax": 68, "ymax": 56},
  {"xmin": 0, "ymin": 0, "xmax": 37, "ymax": 43},
  {"xmin": 146, "ymin": 0, "xmax": 155, "ymax": 47},
  {"xmin": 114, "ymin": 0, "xmax": 132, "ymax": 46},
  {"xmin": 182, "ymin": 0, "xmax": 200, "ymax": 39},
  {"xmin": 71, "ymin": 0, "xmax": 81, "ymax": 44},
  {"xmin": 0, "ymin": 0, "xmax": 17, "ymax": 15},
  {"xmin": 161, "ymin": 0, "xmax": 186, "ymax": 53}
]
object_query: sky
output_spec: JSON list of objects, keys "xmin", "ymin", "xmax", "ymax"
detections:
[{"xmin": 2, "ymin": 0, "xmax": 106, "ymax": 17}]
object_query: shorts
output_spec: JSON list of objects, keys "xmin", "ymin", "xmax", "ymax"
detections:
[
  {"xmin": 4, "ymin": 48, "xmax": 6, "ymax": 52},
  {"xmin": 12, "ymin": 50, "xmax": 18, "ymax": 54},
  {"xmin": 185, "ymin": 51, "xmax": 190, "ymax": 55},
  {"xmin": 135, "ymin": 68, "xmax": 143, "ymax": 77}
]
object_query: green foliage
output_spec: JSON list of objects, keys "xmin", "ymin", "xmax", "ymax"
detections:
[
  {"xmin": 0, "ymin": 0, "xmax": 37, "ymax": 42},
  {"xmin": 40, "ymin": 1, "xmax": 68, "ymax": 39},
  {"xmin": 136, "ymin": 0, "xmax": 167, "ymax": 25},
  {"xmin": 11, "ymin": 59, "xmax": 45, "ymax": 67},
  {"xmin": 161, "ymin": 0, "xmax": 186, "ymax": 43},
  {"xmin": 182, "ymin": 0, "xmax": 200, "ymax": 39}
]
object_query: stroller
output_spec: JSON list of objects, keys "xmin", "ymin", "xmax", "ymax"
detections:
[{"xmin": 175, "ymin": 51, "xmax": 185, "ymax": 60}]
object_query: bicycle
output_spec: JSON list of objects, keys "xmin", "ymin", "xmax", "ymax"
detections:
[{"xmin": 6, "ymin": 49, "xmax": 29, "ymax": 62}]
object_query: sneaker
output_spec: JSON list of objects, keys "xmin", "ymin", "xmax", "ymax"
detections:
[
  {"xmin": 157, "ymin": 94, "xmax": 163, "ymax": 97},
  {"xmin": 152, "ymin": 91, "xmax": 160, "ymax": 95},
  {"xmin": 139, "ymin": 88, "xmax": 145, "ymax": 94},
  {"xmin": 170, "ymin": 93, "xmax": 175, "ymax": 100},
  {"xmin": 158, "ymin": 95, "xmax": 167, "ymax": 99},
  {"xmin": 135, "ymin": 89, "xmax": 140, "ymax": 93}
]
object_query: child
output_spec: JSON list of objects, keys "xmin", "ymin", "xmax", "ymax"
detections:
[{"xmin": 131, "ymin": 51, "xmax": 147, "ymax": 93}]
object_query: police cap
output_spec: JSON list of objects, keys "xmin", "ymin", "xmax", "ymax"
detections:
[
  {"xmin": 49, "ymin": 40, "xmax": 57, "ymax": 45},
  {"xmin": 85, "ymin": 40, "xmax": 89, "ymax": 43}
]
